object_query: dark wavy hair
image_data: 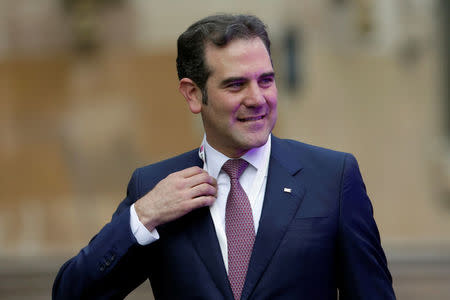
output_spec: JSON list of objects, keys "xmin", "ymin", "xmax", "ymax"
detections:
[{"xmin": 176, "ymin": 14, "xmax": 271, "ymax": 104}]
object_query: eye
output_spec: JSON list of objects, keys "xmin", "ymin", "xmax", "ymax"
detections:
[
  {"xmin": 258, "ymin": 76, "xmax": 274, "ymax": 88},
  {"xmin": 226, "ymin": 81, "xmax": 245, "ymax": 91}
]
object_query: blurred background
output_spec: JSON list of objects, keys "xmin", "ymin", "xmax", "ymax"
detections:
[{"xmin": 0, "ymin": 0, "xmax": 449, "ymax": 299}]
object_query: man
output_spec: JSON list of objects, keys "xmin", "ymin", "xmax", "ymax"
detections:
[{"xmin": 53, "ymin": 14, "xmax": 396, "ymax": 299}]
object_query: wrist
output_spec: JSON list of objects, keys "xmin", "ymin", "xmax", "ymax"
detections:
[{"xmin": 134, "ymin": 199, "xmax": 159, "ymax": 231}]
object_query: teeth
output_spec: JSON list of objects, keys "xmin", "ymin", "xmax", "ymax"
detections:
[{"xmin": 240, "ymin": 116, "xmax": 263, "ymax": 122}]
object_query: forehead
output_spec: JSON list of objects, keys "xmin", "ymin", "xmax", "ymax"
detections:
[{"xmin": 204, "ymin": 38, "xmax": 273, "ymax": 80}]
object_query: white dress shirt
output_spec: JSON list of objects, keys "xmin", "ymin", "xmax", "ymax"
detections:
[{"xmin": 129, "ymin": 135, "xmax": 272, "ymax": 271}]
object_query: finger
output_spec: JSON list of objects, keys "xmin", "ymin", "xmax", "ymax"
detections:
[
  {"xmin": 177, "ymin": 166, "xmax": 205, "ymax": 178},
  {"xmin": 189, "ymin": 182, "xmax": 217, "ymax": 199},
  {"xmin": 188, "ymin": 195, "xmax": 216, "ymax": 211},
  {"xmin": 186, "ymin": 171, "xmax": 216, "ymax": 188}
]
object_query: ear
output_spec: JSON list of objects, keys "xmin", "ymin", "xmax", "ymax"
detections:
[{"xmin": 179, "ymin": 78, "xmax": 202, "ymax": 114}]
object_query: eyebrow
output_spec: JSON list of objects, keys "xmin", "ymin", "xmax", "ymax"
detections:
[{"xmin": 219, "ymin": 72, "xmax": 275, "ymax": 88}]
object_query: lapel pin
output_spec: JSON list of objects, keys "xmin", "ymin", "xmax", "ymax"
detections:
[{"xmin": 283, "ymin": 188, "xmax": 292, "ymax": 193}]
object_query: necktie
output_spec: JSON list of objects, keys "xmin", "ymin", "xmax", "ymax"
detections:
[{"xmin": 222, "ymin": 159, "xmax": 255, "ymax": 300}]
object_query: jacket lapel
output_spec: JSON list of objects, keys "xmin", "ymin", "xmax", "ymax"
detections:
[
  {"xmin": 241, "ymin": 137, "xmax": 305, "ymax": 300},
  {"xmin": 183, "ymin": 150, "xmax": 234, "ymax": 299},
  {"xmin": 186, "ymin": 207, "xmax": 234, "ymax": 299}
]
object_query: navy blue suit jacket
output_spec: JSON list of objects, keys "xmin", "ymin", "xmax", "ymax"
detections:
[{"xmin": 53, "ymin": 136, "xmax": 395, "ymax": 299}]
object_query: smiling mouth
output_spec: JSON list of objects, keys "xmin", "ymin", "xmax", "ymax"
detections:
[{"xmin": 238, "ymin": 115, "xmax": 265, "ymax": 122}]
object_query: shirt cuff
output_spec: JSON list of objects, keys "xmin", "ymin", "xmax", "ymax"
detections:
[{"xmin": 130, "ymin": 203, "xmax": 160, "ymax": 245}]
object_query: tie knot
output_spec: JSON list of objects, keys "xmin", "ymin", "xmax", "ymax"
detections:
[{"xmin": 222, "ymin": 159, "xmax": 249, "ymax": 180}]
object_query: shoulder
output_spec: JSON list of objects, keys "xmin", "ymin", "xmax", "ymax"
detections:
[
  {"xmin": 274, "ymin": 136, "xmax": 346, "ymax": 155},
  {"xmin": 271, "ymin": 136, "xmax": 354, "ymax": 171}
]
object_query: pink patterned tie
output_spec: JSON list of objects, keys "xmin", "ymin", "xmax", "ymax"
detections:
[{"xmin": 222, "ymin": 159, "xmax": 255, "ymax": 300}]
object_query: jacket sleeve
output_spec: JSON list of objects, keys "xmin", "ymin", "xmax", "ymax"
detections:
[
  {"xmin": 337, "ymin": 154, "xmax": 396, "ymax": 299},
  {"xmin": 52, "ymin": 168, "xmax": 150, "ymax": 299}
]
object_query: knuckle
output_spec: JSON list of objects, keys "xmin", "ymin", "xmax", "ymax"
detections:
[
  {"xmin": 203, "ymin": 196, "xmax": 215, "ymax": 206},
  {"xmin": 207, "ymin": 185, "xmax": 216, "ymax": 195},
  {"xmin": 190, "ymin": 166, "xmax": 202, "ymax": 174},
  {"xmin": 175, "ymin": 179, "xmax": 188, "ymax": 190},
  {"xmin": 173, "ymin": 181, "xmax": 182, "ymax": 190},
  {"xmin": 208, "ymin": 176, "xmax": 215, "ymax": 185},
  {"xmin": 202, "ymin": 173, "xmax": 213, "ymax": 184},
  {"xmin": 199, "ymin": 183, "xmax": 210, "ymax": 194},
  {"xmin": 204, "ymin": 174, "xmax": 213, "ymax": 183},
  {"xmin": 198, "ymin": 184, "xmax": 215, "ymax": 196},
  {"xmin": 195, "ymin": 172, "xmax": 207, "ymax": 182}
]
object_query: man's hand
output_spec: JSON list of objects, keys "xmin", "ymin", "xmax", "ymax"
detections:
[{"xmin": 134, "ymin": 166, "xmax": 217, "ymax": 231}]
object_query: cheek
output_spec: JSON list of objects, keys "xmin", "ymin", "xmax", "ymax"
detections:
[
  {"xmin": 264, "ymin": 88, "xmax": 278, "ymax": 107},
  {"xmin": 267, "ymin": 96, "xmax": 277, "ymax": 110},
  {"xmin": 212, "ymin": 105, "xmax": 237, "ymax": 128},
  {"xmin": 271, "ymin": 97, "xmax": 278, "ymax": 107},
  {"xmin": 218, "ymin": 99, "xmax": 241, "ymax": 118},
  {"xmin": 208, "ymin": 92, "xmax": 239, "ymax": 114}
]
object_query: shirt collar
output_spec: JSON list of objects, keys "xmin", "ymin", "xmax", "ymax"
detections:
[{"xmin": 199, "ymin": 134, "xmax": 272, "ymax": 179}]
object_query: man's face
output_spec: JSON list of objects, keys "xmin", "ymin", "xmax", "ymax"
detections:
[{"xmin": 201, "ymin": 37, "xmax": 277, "ymax": 158}]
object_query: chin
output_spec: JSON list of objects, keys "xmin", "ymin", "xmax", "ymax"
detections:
[{"xmin": 241, "ymin": 133, "xmax": 270, "ymax": 150}]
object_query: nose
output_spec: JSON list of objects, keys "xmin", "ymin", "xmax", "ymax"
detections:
[{"xmin": 244, "ymin": 81, "xmax": 265, "ymax": 107}]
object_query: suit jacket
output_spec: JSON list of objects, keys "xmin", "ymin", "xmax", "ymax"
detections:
[{"xmin": 53, "ymin": 136, "xmax": 396, "ymax": 299}]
